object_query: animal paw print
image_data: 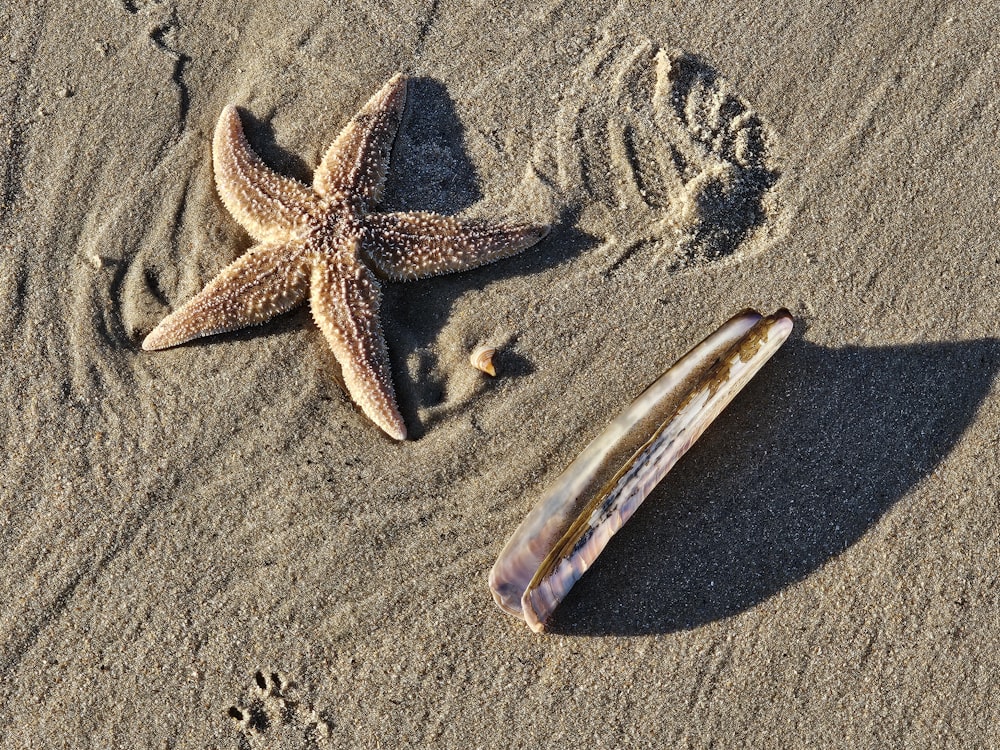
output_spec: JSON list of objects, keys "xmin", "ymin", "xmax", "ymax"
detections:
[
  {"xmin": 534, "ymin": 35, "xmax": 780, "ymax": 273},
  {"xmin": 228, "ymin": 670, "xmax": 333, "ymax": 749}
]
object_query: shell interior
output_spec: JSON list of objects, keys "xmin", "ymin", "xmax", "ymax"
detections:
[{"xmin": 489, "ymin": 308, "xmax": 793, "ymax": 632}]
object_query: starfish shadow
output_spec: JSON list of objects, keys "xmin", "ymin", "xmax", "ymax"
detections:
[
  {"xmin": 381, "ymin": 76, "xmax": 483, "ymax": 214},
  {"xmin": 133, "ymin": 76, "xmax": 594, "ymax": 438},
  {"xmin": 242, "ymin": 77, "xmax": 488, "ymax": 214},
  {"xmin": 372, "ymin": 77, "xmax": 597, "ymax": 436},
  {"xmin": 385, "ymin": 204, "xmax": 595, "ymax": 439},
  {"xmin": 409, "ymin": 335, "xmax": 539, "ymax": 432},
  {"xmin": 537, "ymin": 334, "xmax": 1000, "ymax": 636},
  {"xmin": 237, "ymin": 111, "xmax": 314, "ymax": 187}
]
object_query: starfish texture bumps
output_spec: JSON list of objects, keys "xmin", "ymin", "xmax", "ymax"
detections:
[{"xmin": 143, "ymin": 74, "xmax": 549, "ymax": 440}]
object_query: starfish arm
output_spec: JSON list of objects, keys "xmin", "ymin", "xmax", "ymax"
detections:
[
  {"xmin": 309, "ymin": 255, "xmax": 407, "ymax": 440},
  {"xmin": 312, "ymin": 74, "xmax": 407, "ymax": 207},
  {"xmin": 213, "ymin": 105, "xmax": 319, "ymax": 243},
  {"xmin": 361, "ymin": 211, "xmax": 550, "ymax": 281},
  {"xmin": 142, "ymin": 243, "xmax": 310, "ymax": 351}
]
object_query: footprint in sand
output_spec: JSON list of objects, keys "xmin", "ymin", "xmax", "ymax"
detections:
[
  {"xmin": 227, "ymin": 670, "xmax": 332, "ymax": 749},
  {"xmin": 534, "ymin": 36, "xmax": 780, "ymax": 273}
]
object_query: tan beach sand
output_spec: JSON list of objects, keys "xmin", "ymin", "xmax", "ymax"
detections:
[{"xmin": 2, "ymin": 0, "xmax": 998, "ymax": 746}]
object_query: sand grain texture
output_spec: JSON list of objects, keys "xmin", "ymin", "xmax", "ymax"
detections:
[{"xmin": 2, "ymin": 0, "xmax": 998, "ymax": 747}]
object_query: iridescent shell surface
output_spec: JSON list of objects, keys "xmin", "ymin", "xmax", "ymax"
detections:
[{"xmin": 489, "ymin": 309, "xmax": 793, "ymax": 632}]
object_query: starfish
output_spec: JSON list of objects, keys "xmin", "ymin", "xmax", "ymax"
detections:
[{"xmin": 143, "ymin": 74, "xmax": 549, "ymax": 440}]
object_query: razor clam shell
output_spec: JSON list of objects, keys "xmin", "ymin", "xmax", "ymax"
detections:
[
  {"xmin": 489, "ymin": 309, "xmax": 764, "ymax": 618},
  {"xmin": 489, "ymin": 309, "xmax": 793, "ymax": 632}
]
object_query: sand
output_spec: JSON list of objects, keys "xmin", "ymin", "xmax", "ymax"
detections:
[{"xmin": 2, "ymin": 0, "xmax": 998, "ymax": 747}]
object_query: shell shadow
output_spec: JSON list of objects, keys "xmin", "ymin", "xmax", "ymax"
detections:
[{"xmin": 544, "ymin": 336, "xmax": 1000, "ymax": 636}]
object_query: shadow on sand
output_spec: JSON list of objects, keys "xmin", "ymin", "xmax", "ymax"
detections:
[
  {"xmin": 544, "ymin": 334, "xmax": 999, "ymax": 635},
  {"xmin": 132, "ymin": 76, "xmax": 594, "ymax": 405}
]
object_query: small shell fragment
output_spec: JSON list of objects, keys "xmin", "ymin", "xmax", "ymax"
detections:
[
  {"xmin": 489, "ymin": 308, "xmax": 793, "ymax": 632},
  {"xmin": 470, "ymin": 345, "xmax": 497, "ymax": 376}
]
